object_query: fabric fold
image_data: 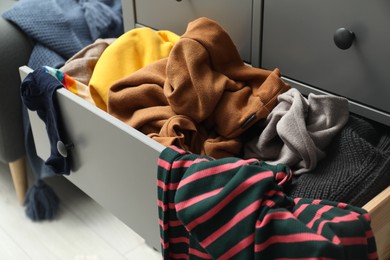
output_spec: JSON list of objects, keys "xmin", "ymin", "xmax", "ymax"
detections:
[
  {"xmin": 163, "ymin": 18, "xmax": 290, "ymax": 139},
  {"xmin": 158, "ymin": 145, "xmax": 377, "ymax": 259},
  {"xmin": 89, "ymin": 28, "xmax": 180, "ymax": 111},
  {"xmin": 244, "ymin": 88, "xmax": 349, "ymax": 174},
  {"xmin": 108, "ymin": 17, "xmax": 290, "ymax": 158},
  {"xmin": 60, "ymin": 38, "xmax": 115, "ymax": 86}
]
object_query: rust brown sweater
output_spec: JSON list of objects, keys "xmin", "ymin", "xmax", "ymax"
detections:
[{"xmin": 108, "ymin": 17, "xmax": 290, "ymax": 158}]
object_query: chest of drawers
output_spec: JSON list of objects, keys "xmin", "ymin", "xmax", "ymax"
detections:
[
  {"xmin": 122, "ymin": 0, "xmax": 260, "ymax": 64},
  {"xmin": 23, "ymin": 1, "xmax": 390, "ymax": 258}
]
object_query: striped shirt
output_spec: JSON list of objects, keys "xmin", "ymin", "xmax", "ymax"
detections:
[{"xmin": 158, "ymin": 145, "xmax": 377, "ymax": 259}]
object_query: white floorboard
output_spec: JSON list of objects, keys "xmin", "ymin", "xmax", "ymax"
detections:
[
  {"xmin": 0, "ymin": 162, "xmax": 161, "ymax": 260},
  {"xmin": 0, "ymin": 228, "xmax": 30, "ymax": 259}
]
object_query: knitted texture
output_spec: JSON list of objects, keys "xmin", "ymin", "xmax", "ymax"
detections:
[
  {"xmin": 2, "ymin": 0, "xmax": 123, "ymax": 69},
  {"xmin": 286, "ymin": 115, "xmax": 390, "ymax": 207},
  {"xmin": 158, "ymin": 145, "xmax": 377, "ymax": 259}
]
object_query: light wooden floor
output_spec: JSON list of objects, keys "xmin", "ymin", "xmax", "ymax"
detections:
[{"xmin": 0, "ymin": 162, "xmax": 161, "ymax": 260}]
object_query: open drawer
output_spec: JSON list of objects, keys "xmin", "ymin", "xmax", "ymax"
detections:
[
  {"xmin": 19, "ymin": 66, "xmax": 390, "ymax": 258},
  {"xmin": 19, "ymin": 66, "xmax": 164, "ymax": 252}
]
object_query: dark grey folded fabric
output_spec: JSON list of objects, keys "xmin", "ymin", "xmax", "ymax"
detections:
[{"xmin": 286, "ymin": 114, "xmax": 390, "ymax": 207}]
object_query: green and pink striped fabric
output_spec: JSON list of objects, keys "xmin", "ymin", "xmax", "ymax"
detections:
[{"xmin": 157, "ymin": 146, "xmax": 377, "ymax": 259}]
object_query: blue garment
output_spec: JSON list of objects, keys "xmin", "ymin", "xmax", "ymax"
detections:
[
  {"xmin": 22, "ymin": 106, "xmax": 57, "ymax": 180},
  {"xmin": 21, "ymin": 67, "xmax": 70, "ymax": 175},
  {"xmin": 21, "ymin": 66, "xmax": 71, "ymax": 221},
  {"xmin": 2, "ymin": 0, "xmax": 123, "ymax": 69}
]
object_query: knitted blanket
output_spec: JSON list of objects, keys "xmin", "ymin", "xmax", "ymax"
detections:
[{"xmin": 2, "ymin": 0, "xmax": 123, "ymax": 69}]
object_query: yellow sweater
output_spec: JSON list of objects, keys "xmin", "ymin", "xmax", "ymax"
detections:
[{"xmin": 89, "ymin": 27, "xmax": 180, "ymax": 111}]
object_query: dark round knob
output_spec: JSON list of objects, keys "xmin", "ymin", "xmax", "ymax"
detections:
[{"xmin": 333, "ymin": 28, "xmax": 355, "ymax": 50}]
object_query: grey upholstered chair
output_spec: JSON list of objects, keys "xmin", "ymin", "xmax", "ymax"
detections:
[{"xmin": 0, "ymin": 0, "xmax": 33, "ymax": 204}]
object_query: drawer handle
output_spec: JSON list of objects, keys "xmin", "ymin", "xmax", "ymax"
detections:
[
  {"xmin": 57, "ymin": 141, "xmax": 74, "ymax": 158},
  {"xmin": 334, "ymin": 28, "xmax": 355, "ymax": 50}
]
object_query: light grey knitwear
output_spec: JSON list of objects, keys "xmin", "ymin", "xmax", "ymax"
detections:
[{"xmin": 244, "ymin": 88, "xmax": 349, "ymax": 174}]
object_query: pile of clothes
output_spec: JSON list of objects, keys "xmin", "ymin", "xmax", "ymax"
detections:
[{"xmin": 17, "ymin": 13, "xmax": 390, "ymax": 259}]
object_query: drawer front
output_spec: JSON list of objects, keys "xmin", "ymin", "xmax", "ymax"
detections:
[
  {"xmin": 134, "ymin": 0, "xmax": 253, "ymax": 63},
  {"xmin": 20, "ymin": 66, "xmax": 164, "ymax": 252},
  {"xmin": 262, "ymin": 0, "xmax": 390, "ymax": 114}
]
